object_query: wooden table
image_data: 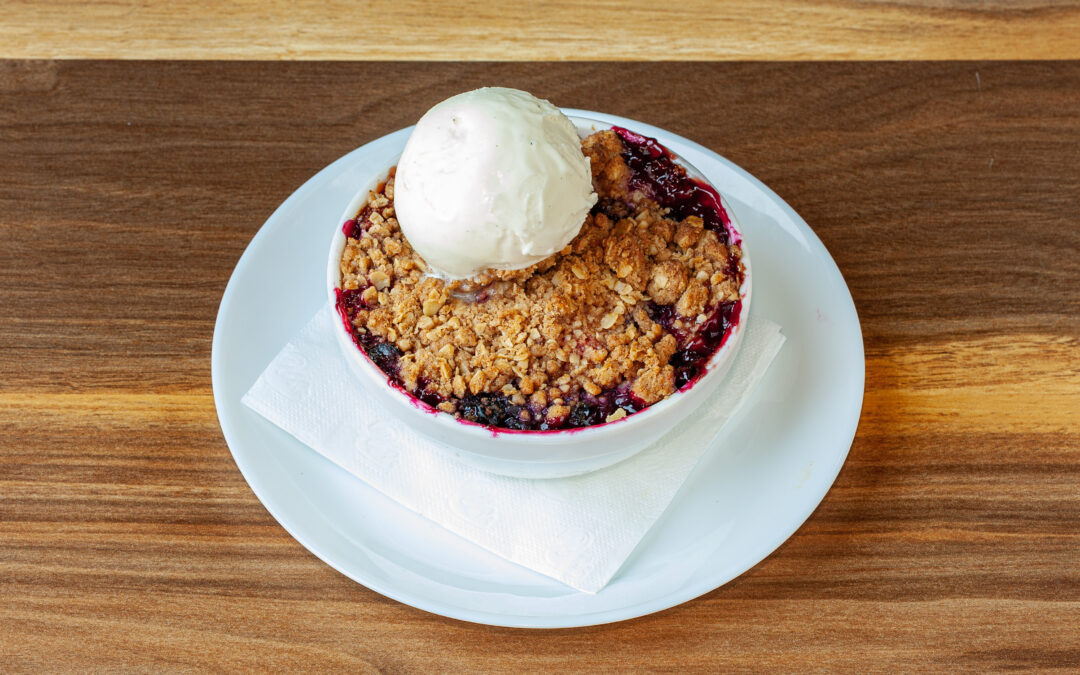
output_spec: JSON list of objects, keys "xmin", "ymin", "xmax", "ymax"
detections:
[
  {"xmin": 2, "ymin": 61, "xmax": 1078, "ymax": 670},
  {"xmin": 3, "ymin": 1, "xmax": 1080, "ymax": 60}
]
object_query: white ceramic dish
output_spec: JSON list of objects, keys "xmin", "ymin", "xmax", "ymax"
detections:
[
  {"xmin": 212, "ymin": 109, "xmax": 864, "ymax": 627},
  {"xmin": 326, "ymin": 116, "xmax": 751, "ymax": 478}
]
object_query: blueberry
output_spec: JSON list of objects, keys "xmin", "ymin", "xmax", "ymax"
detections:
[
  {"xmin": 613, "ymin": 389, "xmax": 646, "ymax": 413},
  {"xmin": 568, "ymin": 402, "xmax": 604, "ymax": 428},
  {"xmin": 366, "ymin": 342, "xmax": 402, "ymax": 375},
  {"xmin": 675, "ymin": 365, "xmax": 699, "ymax": 389},
  {"xmin": 338, "ymin": 287, "xmax": 372, "ymax": 317}
]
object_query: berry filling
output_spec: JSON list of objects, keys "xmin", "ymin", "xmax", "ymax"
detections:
[{"xmin": 612, "ymin": 126, "xmax": 733, "ymax": 242}]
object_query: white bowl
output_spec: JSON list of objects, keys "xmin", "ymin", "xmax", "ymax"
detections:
[{"xmin": 327, "ymin": 116, "xmax": 752, "ymax": 478}]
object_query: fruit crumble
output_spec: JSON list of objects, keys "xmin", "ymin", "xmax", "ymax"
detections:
[{"xmin": 336, "ymin": 128, "xmax": 745, "ymax": 430}]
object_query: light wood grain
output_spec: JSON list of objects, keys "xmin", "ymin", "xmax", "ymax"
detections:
[
  {"xmin": 3, "ymin": 1, "xmax": 1080, "ymax": 60},
  {"xmin": 1, "ymin": 61, "xmax": 1078, "ymax": 671}
]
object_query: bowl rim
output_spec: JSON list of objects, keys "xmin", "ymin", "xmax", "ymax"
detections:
[{"xmin": 326, "ymin": 114, "xmax": 752, "ymax": 441}]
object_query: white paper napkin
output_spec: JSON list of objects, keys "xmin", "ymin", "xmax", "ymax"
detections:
[{"xmin": 242, "ymin": 305, "xmax": 784, "ymax": 593}]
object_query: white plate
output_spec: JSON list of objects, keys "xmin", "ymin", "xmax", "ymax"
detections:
[{"xmin": 212, "ymin": 110, "xmax": 864, "ymax": 628}]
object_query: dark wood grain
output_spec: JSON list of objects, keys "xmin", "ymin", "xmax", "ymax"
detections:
[{"xmin": 1, "ymin": 61, "xmax": 1078, "ymax": 671}]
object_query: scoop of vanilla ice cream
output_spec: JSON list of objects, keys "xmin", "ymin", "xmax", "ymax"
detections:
[{"xmin": 393, "ymin": 87, "xmax": 597, "ymax": 280}]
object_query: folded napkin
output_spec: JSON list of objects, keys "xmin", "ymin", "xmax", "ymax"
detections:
[{"xmin": 243, "ymin": 305, "xmax": 783, "ymax": 593}]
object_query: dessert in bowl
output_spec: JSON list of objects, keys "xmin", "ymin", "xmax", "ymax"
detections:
[{"xmin": 327, "ymin": 89, "xmax": 750, "ymax": 478}]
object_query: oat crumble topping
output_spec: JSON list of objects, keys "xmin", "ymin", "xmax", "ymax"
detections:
[{"xmin": 337, "ymin": 129, "xmax": 744, "ymax": 430}]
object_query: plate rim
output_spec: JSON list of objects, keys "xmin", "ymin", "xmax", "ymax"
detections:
[{"xmin": 212, "ymin": 109, "xmax": 865, "ymax": 628}]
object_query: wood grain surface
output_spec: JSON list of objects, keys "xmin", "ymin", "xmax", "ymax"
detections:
[
  {"xmin": 2, "ymin": 61, "xmax": 1079, "ymax": 671},
  {"xmin": 4, "ymin": 1, "xmax": 1080, "ymax": 60}
]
